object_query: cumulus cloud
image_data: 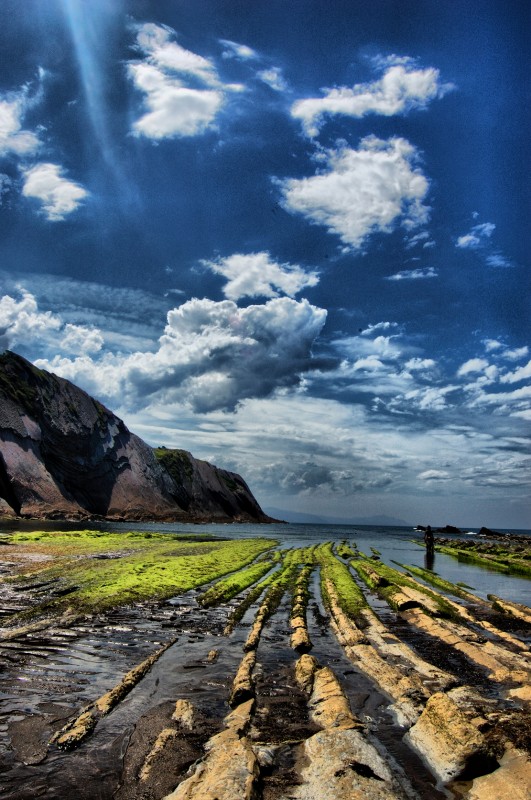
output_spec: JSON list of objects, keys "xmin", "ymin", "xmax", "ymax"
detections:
[
  {"xmin": 291, "ymin": 60, "xmax": 452, "ymax": 137},
  {"xmin": 456, "ymin": 221, "xmax": 495, "ymax": 249},
  {"xmin": 385, "ymin": 266, "xmax": 437, "ymax": 281},
  {"xmin": 279, "ymin": 137, "xmax": 430, "ymax": 251},
  {"xmin": 128, "ymin": 22, "xmax": 235, "ymax": 139},
  {"xmin": 499, "ymin": 360, "xmax": 531, "ymax": 385},
  {"xmin": 457, "ymin": 358, "xmax": 490, "ymax": 377},
  {"xmin": 204, "ymin": 252, "xmax": 319, "ymax": 301},
  {"xmin": 0, "ymin": 288, "xmax": 101, "ymax": 354},
  {"xmin": 0, "ymin": 288, "xmax": 60, "ymax": 350},
  {"xmin": 0, "ymin": 88, "xmax": 40, "ymax": 157},
  {"xmin": 21, "ymin": 163, "xmax": 88, "ymax": 221},
  {"xmin": 32, "ymin": 295, "xmax": 327, "ymax": 413},
  {"xmin": 60, "ymin": 323, "xmax": 104, "ymax": 355}
]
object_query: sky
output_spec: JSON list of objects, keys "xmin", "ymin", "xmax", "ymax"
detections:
[{"xmin": 0, "ymin": 0, "xmax": 529, "ymax": 528}]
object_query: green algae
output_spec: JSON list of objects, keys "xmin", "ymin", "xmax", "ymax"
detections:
[
  {"xmin": 391, "ymin": 561, "xmax": 479, "ymax": 601},
  {"xmin": 2, "ymin": 530, "xmax": 277, "ymax": 622},
  {"xmin": 317, "ymin": 542, "xmax": 367, "ymax": 618},
  {"xmin": 351, "ymin": 556, "xmax": 458, "ymax": 618},
  {"xmin": 198, "ymin": 559, "xmax": 276, "ymax": 607},
  {"xmin": 436, "ymin": 545, "xmax": 531, "ymax": 577},
  {"xmin": 223, "ymin": 569, "xmax": 279, "ymax": 634},
  {"xmin": 336, "ymin": 541, "xmax": 357, "ymax": 559}
]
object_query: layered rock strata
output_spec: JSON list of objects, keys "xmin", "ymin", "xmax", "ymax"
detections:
[{"xmin": 0, "ymin": 351, "xmax": 269, "ymax": 522}]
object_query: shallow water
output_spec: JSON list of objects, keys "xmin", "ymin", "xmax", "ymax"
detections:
[{"xmin": 2, "ymin": 519, "xmax": 529, "ymax": 605}]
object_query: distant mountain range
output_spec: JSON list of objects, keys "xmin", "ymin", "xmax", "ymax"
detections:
[
  {"xmin": 264, "ymin": 507, "xmax": 410, "ymax": 527},
  {"xmin": 0, "ymin": 351, "xmax": 271, "ymax": 523}
]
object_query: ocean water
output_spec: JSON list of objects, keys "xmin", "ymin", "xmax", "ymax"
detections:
[{"xmin": 2, "ymin": 518, "xmax": 530, "ymax": 607}]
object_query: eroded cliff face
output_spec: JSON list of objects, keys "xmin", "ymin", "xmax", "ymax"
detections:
[{"xmin": 0, "ymin": 351, "xmax": 270, "ymax": 522}]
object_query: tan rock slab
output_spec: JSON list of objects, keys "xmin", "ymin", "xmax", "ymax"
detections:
[
  {"xmin": 309, "ymin": 666, "xmax": 359, "ymax": 730},
  {"xmin": 295, "ymin": 653, "xmax": 319, "ymax": 695},
  {"xmin": 489, "ymin": 595, "xmax": 531, "ymax": 625},
  {"xmin": 291, "ymin": 626, "xmax": 312, "ymax": 653},
  {"xmin": 229, "ymin": 650, "xmax": 256, "ymax": 707},
  {"xmin": 465, "ymin": 745, "xmax": 531, "ymax": 800},
  {"xmin": 163, "ymin": 730, "xmax": 258, "ymax": 800},
  {"xmin": 50, "ymin": 636, "xmax": 177, "ymax": 749},
  {"xmin": 172, "ymin": 699, "xmax": 196, "ymax": 730},
  {"xmin": 402, "ymin": 608, "xmax": 531, "ymax": 684},
  {"xmin": 405, "ymin": 689, "xmax": 487, "ymax": 782},
  {"xmin": 288, "ymin": 727, "xmax": 405, "ymax": 799},
  {"xmin": 162, "ymin": 700, "xmax": 258, "ymax": 800},
  {"xmin": 139, "ymin": 728, "xmax": 178, "ymax": 781}
]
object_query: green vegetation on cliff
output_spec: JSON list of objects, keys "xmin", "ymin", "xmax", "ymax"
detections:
[{"xmin": 154, "ymin": 447, "xmax": 194, "ymax": 481}]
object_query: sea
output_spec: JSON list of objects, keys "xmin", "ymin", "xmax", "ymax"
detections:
[{"xmin": 2, "ymin": 518, "xmax": 531, "ymax": 608}]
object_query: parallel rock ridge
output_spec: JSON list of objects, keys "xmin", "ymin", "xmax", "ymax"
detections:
[{"xmin": 0, "ymin": 350, "xmax": 270, "ymax": 522}]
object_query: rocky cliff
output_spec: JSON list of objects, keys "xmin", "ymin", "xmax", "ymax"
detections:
[{"xmin": 0, "ymin": 351, "xmax": 270, "ymax": 522}]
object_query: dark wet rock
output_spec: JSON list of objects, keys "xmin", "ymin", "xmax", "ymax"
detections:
[
  {"xmin": 0, "ymin": 351, "xmax": 271, "ymax": 522},
  {"xmin": 479, "ymin": 527, "xmax": 504, "ymax": 537}
]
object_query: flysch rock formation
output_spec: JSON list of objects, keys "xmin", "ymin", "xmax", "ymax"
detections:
[{"xmin": 0, "ymin": 350, "xmax": 270, "ymax": 522}]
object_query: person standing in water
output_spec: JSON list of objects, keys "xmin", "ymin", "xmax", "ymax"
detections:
[{"xmin": 424, "ymin": 525, "xmax": 434, "ymax": 554}]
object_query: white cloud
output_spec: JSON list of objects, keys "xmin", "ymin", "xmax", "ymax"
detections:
[
  {"xmin": 417, "ymin": 470, "xmax": 450, "ymax": 481},
  {"xmin": 21, "ymin": 163, "xmax": 88, "ymax": 221},
  {"xmin": 502, "ymin": 346, "xmax": 528, "ymax": 361},
  {"xmin": 402, "ymin": 385, "xmax": 457, "ymax": 411},
  {"xmin": 279, "ymin": 137, "xmax": 430, "ymax": 251},
  {"xmin": 405, "ymin": 230, "xmax": 429, "ymax": 249},
  {"xmin": 0, "ymin": 91, "xmax": 40, "ymax": 157},
  {"xmin": 499, "ymin": 360, "xmax": 531, "ymax": 385},
  {"xmin": 486, "ymin": 253, "xmax": 513, "ymax": 268},
  {"xmin": 204, "ymin": 252, "xmax": 319, "ymax": 301},
  {"xmin": 257, "ymin": 67, "xmax": 288, "ymax": 92},
  {"xmin": 456, "ymin": 221, "xmax": 495, "ymax": 249},
  {"xmin": 404, "ymin": 358, "xmax": 436, "ymax": 371},
  {"xmin": 220, "ymin": 39, "xmax": 257, "ymax": 61},
  {"xmin": 34, "ymin": 295, "xmax": 327, "ymax": 413},
  {"xmin": 361, "ymin": 321, "xmax": 399, "ymax": 336},
  {"xmin": 128, "ymin": 22, "xmax": 228, "ymax": 139},
  {"xmin": 457, "ymin": 358, "xmax": 490, "ymax": 377},
  {"xmin": 292, "ymin": 62, "xmax": 452, "ymax": 137},
  {"xmin": 385, "ymin": 266, "xmax": 437, "ymax": 281},
  {"xmin": 484, "ymin": 339, "xmax": 502, "ymax": 352},
  {"xmin": 137, "ymin": 23, "xmax": 220, "ymax": 85},
  {"xmin": 60, "ymin": 323, "xmax": 104, "ymax": 355},
  {"xmin": 0, "ymin": 288, "xmax": 60, "ymax": 349},
  {"xmin": 0, "ymin": 288, "xmax": 105, "ymax": 356},
  {"xmin": 353, "ymin": 356, "xmax": 386, "ymax": 372}
]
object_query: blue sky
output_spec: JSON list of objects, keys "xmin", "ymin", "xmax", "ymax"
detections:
[{"xmin": 0, "ymin": 0, "xmax": 529, "ymax": 527}]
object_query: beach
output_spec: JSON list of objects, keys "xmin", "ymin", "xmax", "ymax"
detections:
[{"xmin": 0, "ymin": 522, "xmax": 530, "ymax": 799}]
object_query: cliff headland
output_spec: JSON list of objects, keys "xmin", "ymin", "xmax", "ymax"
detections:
[{"xmin": 0, "ymin": 350, "xmax": 271, "ymax": 523}]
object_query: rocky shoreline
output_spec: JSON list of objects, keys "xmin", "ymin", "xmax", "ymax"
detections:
[{"xmin": 0, "ymin": 531, "xmax": 530, "ymax": 799}]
